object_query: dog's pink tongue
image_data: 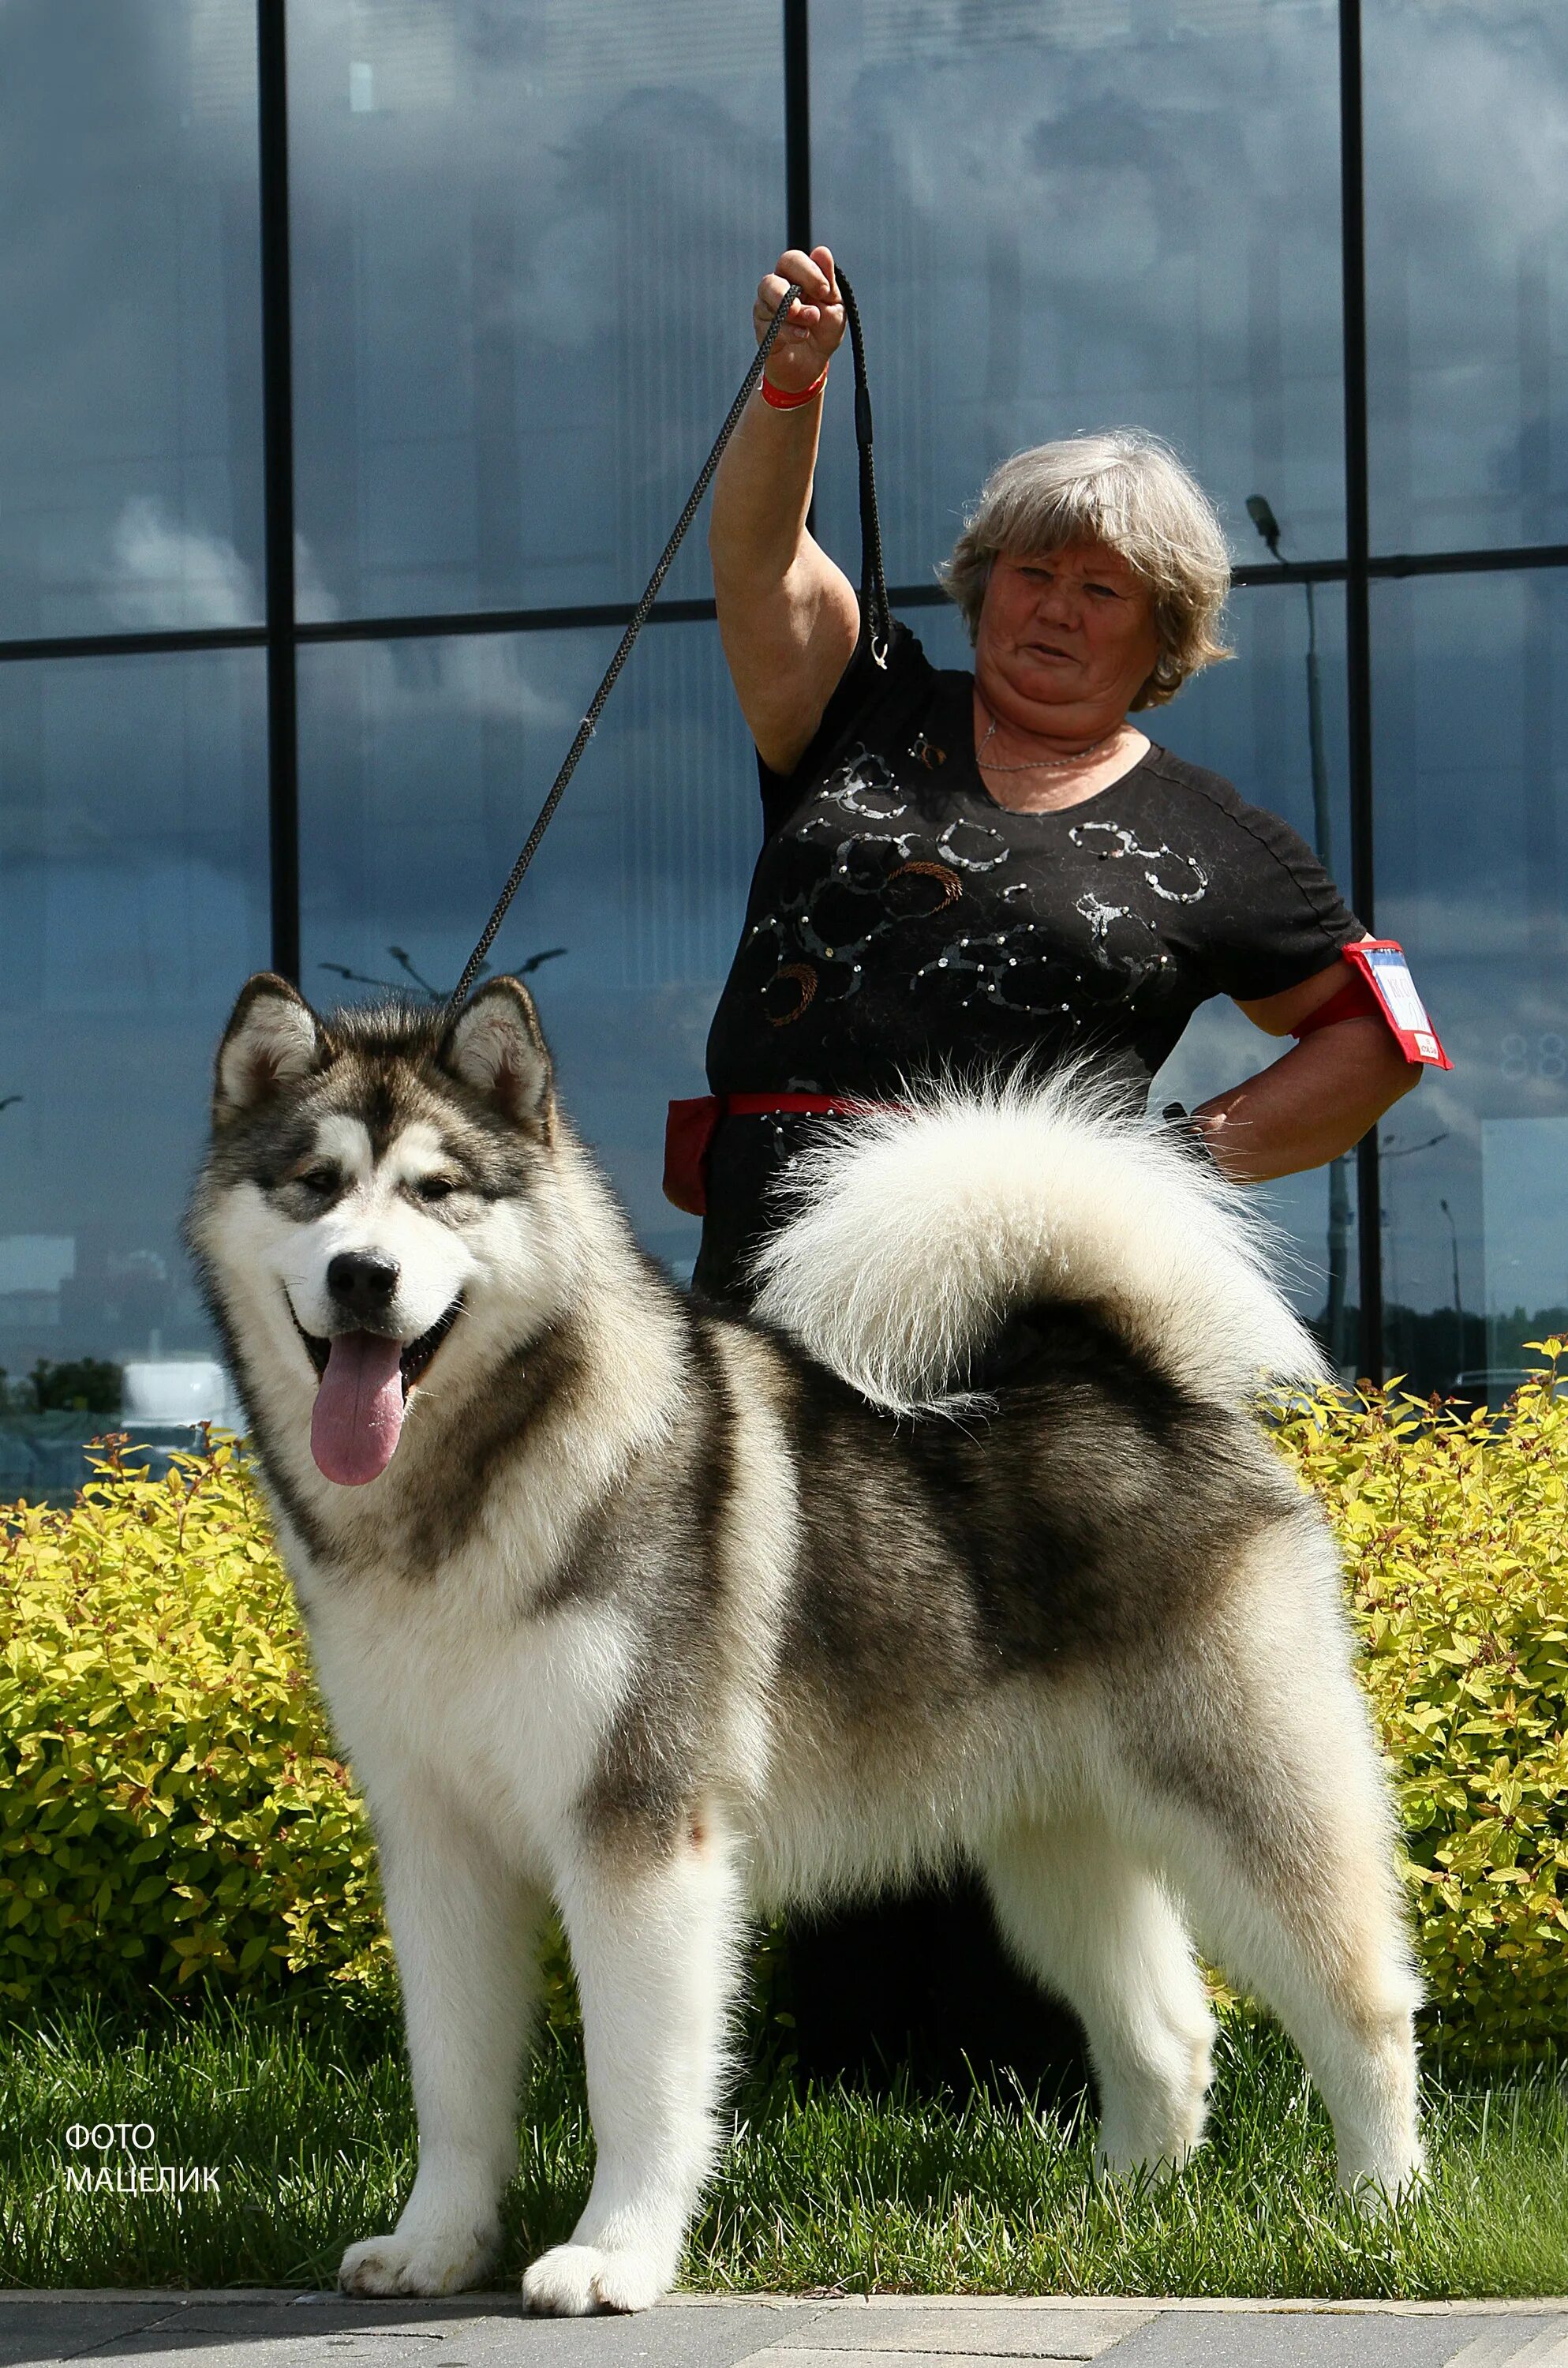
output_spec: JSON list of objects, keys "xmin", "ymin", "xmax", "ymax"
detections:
[{"xmin": 311, "ymin": 1333, "xmax": 406, "ymax": 1485}]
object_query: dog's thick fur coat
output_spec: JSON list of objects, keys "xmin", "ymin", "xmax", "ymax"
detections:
[{"xmin": 188, "ymin": 975, "xmax": 1423, "ymax": 2313}]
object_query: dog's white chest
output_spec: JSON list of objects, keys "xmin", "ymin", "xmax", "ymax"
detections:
[{"xmin": 296, "ymin": 1559, "xmax": 633, "ymax": 1872}]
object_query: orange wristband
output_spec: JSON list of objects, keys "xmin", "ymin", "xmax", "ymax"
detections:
[{"xmin": 760, "ymin": 363, "xmax": 829, "ymax": 410}]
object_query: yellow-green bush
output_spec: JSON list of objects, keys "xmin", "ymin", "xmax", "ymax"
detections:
[
  {"xmin": 0, "ymin": 1436, "xmax": 391, "ymax": 2009},
  {"xmin": 1277, "ymin": 1346, "xmax": 1568, "ymax": 2065},
  {"xmin": 6, "ymin": 1367, "xmax": 1568, "ymax": 2059}
]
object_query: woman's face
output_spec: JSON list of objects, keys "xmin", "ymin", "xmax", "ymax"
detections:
[{"xmin": 975, "ymin": 541, "xmax": 1163, "ymax": 724}]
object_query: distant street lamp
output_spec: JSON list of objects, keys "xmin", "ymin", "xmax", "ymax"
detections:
[
  {"xmin": 1439, "ymin": 1197, "xmax": 1464, "ymax": 1331},
  {"xmin": 1247, "ymin": 493, "xmax": 1351, "ymax": 1373},
  {"xmin": 1245, "ymin": 497, "xmax": 1333, "ymax": 874}
]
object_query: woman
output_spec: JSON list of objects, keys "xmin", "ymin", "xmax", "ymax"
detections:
[{"xmin": 697, "ymin": 246, "xmax": 1425, "ymax": 2089}]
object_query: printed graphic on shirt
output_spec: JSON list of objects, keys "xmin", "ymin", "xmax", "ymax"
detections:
[
  {"xmin": 707, "ymin": 627, "xmax": 1365, "ymax": 1100},
  {"xmin": 735, "ymin": 741, "xmax": 1222, "ymax": 1038}
]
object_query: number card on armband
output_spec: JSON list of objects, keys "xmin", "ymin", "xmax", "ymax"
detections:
[{"xmin": 1344, "ymin": 940, "xmax": 1452, "ymax": 1070}]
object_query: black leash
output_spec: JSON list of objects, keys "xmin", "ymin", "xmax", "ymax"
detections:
[
  {"xmin": 448, "ymin": 268, "xmax": 893, "ymax": 1015},
  {"xmin": 840, "ymin": 273, "xmax": 893, "ymax": 670}
]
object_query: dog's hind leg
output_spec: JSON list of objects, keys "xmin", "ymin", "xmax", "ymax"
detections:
[
  {"xmin": 1128, "ymin": 1516, "xmax": 1424, "ymax": 2201},
  {"xmin": 980, "ymin": 1816, "xmax": 1215, "ymax": 2177},
  {"xmin": 521, "ymin": 1814, "xmax": 745, "ymax": 2316},
  {"xmin": 339, "ymin": 1784, "xmax": 548, "ymax": 2299}
]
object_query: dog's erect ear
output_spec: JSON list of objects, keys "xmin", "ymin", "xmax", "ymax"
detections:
[
  {"xmin": 439, "ymin": 977, "xmax": 553, "ymax": 1136},
  {"xmin": 214, "ymin": 974, "xmax": 327, "ymax": 1122}
]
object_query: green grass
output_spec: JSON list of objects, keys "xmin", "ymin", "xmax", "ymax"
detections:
[{"xmin": 3, "ymin": 1992, "xmax": 1568, "ymax": 2299}]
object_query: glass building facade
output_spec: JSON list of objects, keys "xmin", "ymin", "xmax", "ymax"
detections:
[{"xmin": 2, "ymin": 0, "xmax": 1566, "ymax": 1423}]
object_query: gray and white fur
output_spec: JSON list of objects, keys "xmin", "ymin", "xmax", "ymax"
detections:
[{"xmin": 187, "ymin": 972, "xmax": 1423, "ymax": 2314}]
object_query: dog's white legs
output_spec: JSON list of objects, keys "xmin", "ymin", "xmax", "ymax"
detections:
[
  {"xmin": 339, "ymin": 1789, "xmax": 548, "ymax": 2298},
  {"xmin": 981, "ymin": 1817, "xmax": 1215, "ymax": 2177},
  {"xmin": 1127, "ymin": 1546, "xmax": 1424, "ymax": 2201},
  {"xmin": 1148, "ymin": 1782, "xmax": 1423, "ymax": 2201},
  {"xmin": 521, "ymin": 1821, "xmax": 743, "ymax": 2316}
]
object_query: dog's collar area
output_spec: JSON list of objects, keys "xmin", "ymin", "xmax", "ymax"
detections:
[{"xmin": 286, "ymin": 1294, "xmax": 463, "ymax": 1397}]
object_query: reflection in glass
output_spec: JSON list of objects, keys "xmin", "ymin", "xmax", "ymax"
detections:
[
  {"xmin": 1480, "ymin": 1118, "xmax": 1568, "ymax": 1393},
  {"xmin": 299, "ymin": 620, "xmax": 762, "ymax": 1271},
  {"xmin": 0, "ymin": 1, "xmax": 264, "ymax": 639},
  {"xmin": 1365, "ymin": 1, "xmax": 1568, "ymax": 556},
  {"xmin": 287, "ymin": 0, "xmax": 784, "ymax": 621},
  {"xmin": 1375, "ymin": 571, "xmax": 1568, "ymax": 1394},
  {"xmin": 1154, "ymin": 582, "xmax": 1359, "ymax": 1365},
  {"xmin": 0, "ymin": 652, "xmax": 269, "ymax": 1392},
  {"xmin": 811, "ymin": 0, "xmax": 1345, "ymax": 586},
  {"xmin": 1241, "ymin": 497, "xmax": 1355, "ymax": 1367}
]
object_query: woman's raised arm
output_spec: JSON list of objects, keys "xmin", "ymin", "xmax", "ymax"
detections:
[{"xmin": 709, "ymin": 246, "xmax": 862, "ymax": 777}]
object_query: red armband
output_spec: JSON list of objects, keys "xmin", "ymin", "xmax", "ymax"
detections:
[
  {"xmin": 1291, "ymin": 942, "xmax": 1452, "ymax": 1070},
  {"xmin": 1289, "ymin": 969, "xmax": 1381, "ymax": 1038}
]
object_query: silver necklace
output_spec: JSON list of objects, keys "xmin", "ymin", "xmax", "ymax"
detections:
[{"xmin": 976, "ymin": 714, "xmax": 1124, "ymax": 772}]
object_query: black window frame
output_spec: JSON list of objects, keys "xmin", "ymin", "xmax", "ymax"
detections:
[{"xmin": 6, "ymin": 0, "xmax": 1566, "ymax": 1378}]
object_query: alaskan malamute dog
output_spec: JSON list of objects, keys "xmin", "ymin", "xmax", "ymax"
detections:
[{"xmin": 188, "ymin": 972, "xmax": 1422, "ymax": 2313}]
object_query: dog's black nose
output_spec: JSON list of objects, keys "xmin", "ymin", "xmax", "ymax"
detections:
[{"xmin": 326, "ymin": 1250, "xmax": 400, "ymax": 1322}]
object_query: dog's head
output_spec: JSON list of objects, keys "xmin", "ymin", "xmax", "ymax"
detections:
[{"xmin": 189, "ymin": 972, "xmax": 570, "ymax": 1489}]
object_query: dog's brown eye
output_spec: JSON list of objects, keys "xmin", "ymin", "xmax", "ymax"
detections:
[
  {"xmin": 298, "ymin": 1167, "xmax": 338, "ymax": 1195},
  {"xmin": 417, "ymin": 1175, "xmax": 459, "ymax": 1203}
]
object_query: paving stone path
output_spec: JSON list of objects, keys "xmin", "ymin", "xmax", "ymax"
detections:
[{"xmin": 4, "ymin": 2292, "xmax": 1568, "ymax": 2368}]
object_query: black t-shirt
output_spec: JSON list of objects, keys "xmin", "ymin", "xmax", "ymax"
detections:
[{"xmin": 704, "ymin": 620, "xmax": 1364, "ymax": 1103}]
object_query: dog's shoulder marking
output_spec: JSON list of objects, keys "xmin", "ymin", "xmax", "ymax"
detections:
[
  {"xmin": 567, "ymin": 1304, "xmax": 803, "ymax": 1862},
  {"xmin": 392, "ymin": 1314, "xmax": 594, "ymax": 1577}
]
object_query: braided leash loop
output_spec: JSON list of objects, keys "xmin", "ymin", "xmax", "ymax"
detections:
[
  {"xmin": 836, "ymin": 271, "xmax": 893, "ymax": 669},
  {"xmin": 447, "ymin": 279, "xmax": 806, "ymax": 1014}
]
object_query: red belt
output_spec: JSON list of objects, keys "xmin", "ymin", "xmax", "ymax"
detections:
[{"xmin": 663, "ymin": 1092, "xmax": 896, "ymax": 1217}]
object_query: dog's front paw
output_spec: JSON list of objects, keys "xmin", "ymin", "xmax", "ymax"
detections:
[
  {"xmin": 1338, "ymin": 2145, "xmax": 1428, "ymax": 2216},
  {"xmin": 339, "ymin": 2220, "xmax": 498, "ymax": 2298},
  {"xmin": 1093, "ymin": 2139, "xmax": 1194, "ymax": 2186},
  {"xmin": 521, "ymin": 2241, "xmax": 670, "ymax": 2315}
]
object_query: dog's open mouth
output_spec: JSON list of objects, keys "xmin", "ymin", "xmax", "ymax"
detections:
[{"xmin": 290, "ymin": 1298, "xmax": 462, "ymax": 1488}]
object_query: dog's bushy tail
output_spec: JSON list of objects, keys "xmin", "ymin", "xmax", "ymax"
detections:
[{"xmin": 747, "ymin": 1072, "xmax": 1327, "ymax": 1416}]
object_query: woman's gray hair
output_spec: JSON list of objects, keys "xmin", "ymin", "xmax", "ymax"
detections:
[{"xmin": 940, "ymin": 429, "xmax": 1233, "ymax": 710}]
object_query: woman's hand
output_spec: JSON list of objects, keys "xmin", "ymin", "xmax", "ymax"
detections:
[{"xmin": 756, "ymin": 246, "xmax": 845, "ymax": 394}]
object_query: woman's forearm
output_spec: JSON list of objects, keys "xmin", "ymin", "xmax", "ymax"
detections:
[
  {"xmin": 709, "ymin": 388, "xmax": 825, "ymax": 595},
  {"xmin": 1193, "ymin": 1017, "xmax": 1420, "ymax": 1182},
  {"xmin": 709, "ymin": 393, "xmax": 859, "ymax": 773}
]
